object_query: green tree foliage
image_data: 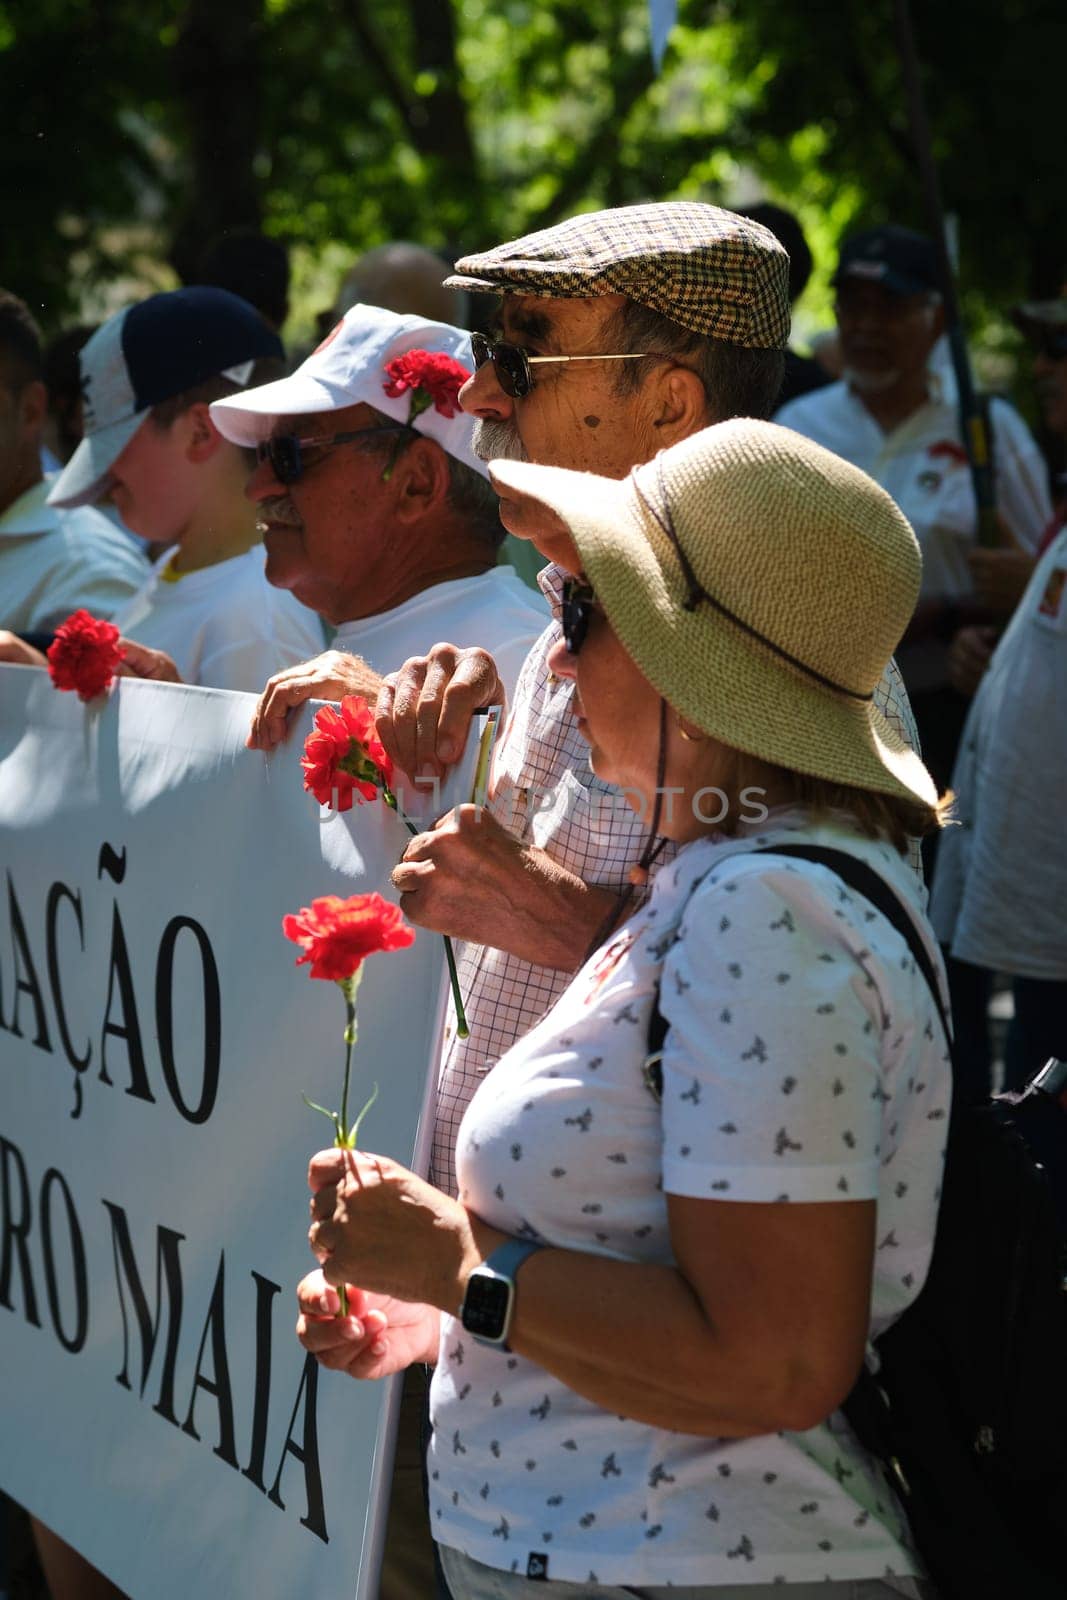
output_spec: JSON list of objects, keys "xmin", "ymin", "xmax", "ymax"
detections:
[{"xmin": 2, "ymin": 0, "xmax": 1064, "ymax": 332}]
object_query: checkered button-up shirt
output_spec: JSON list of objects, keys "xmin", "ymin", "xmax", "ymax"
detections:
[{"xmin": 430, "ymin": 566, "xmax": 922, "ymax": 1193}]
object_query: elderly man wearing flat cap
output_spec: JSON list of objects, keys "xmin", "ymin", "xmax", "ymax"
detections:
[
  {"xmin": 378, "ymin": 204, "xmax": 919, "ymax": 1187},
  {"xmin": 294, "ymin": 203, "xmax": 921, "ymax": 1600}
]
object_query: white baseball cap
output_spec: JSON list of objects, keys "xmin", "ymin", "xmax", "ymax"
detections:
[{"xmin": 209, "ymin": 303, "xmax": 486, "ymax": 478}]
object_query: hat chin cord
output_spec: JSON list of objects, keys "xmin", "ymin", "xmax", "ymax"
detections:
[{"xmin": 580, "ymin": 697, "xmax": 669, "ymax": 965}]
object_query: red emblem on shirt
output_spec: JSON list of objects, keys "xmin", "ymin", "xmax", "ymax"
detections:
[{"xmin": 1038, "ymin": 567, "xmax": 1066, "ymax": 620}]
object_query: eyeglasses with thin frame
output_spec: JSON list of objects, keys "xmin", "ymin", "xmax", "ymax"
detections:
[
  {"xmin": 256, "ymin": 424, "xmax": 410, "ymax": 484},
  {"xmin": 470, "ymin": 332, "xmax": 654, "ymax": 400},
  {"xmin": 561, "ymin": 577, "xmax": 597, "ymax": 655}
]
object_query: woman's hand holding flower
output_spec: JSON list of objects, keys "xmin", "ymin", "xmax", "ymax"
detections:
[{"xmin": 307, "ymin": 1147, "xmax": 504, "ymax": 1314}]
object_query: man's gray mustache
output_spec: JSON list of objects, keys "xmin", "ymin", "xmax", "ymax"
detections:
[
  {"xmin": 473, "ymin": 418, "xmax": 529, "ymax": 464},
  {"xmin": 257, "ymin": 497, "xmax": 303, "ymax": 530}
]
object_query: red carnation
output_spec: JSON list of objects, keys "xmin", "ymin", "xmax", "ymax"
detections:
[
  {"xmin": 283, "ymin": 892, "xmax": 415, "ymax": 983},
  {"xmin": 47, "ymin": 610, "xmax": 126, "ymax": 702},
  {"xmin": 301, "ymin": 695, "xmax": 394, "ymax": 811},
  {"xmin": 383, "ymin": 349, "xmax": 471, "ymax": 420}
]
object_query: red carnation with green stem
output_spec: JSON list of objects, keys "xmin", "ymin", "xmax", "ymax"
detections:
[
  {"xmin": 283, "ymin": 891, "xmax": 416, "ymax": 1312},
  {"xmin": 301, "ymin": 694, "xmax": 469, "ymax": 1037}
]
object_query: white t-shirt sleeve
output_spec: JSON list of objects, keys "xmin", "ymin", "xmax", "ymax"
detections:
[{"xmin": 658, "ymin": 867, "xmax": 884, "ymax": 1204}]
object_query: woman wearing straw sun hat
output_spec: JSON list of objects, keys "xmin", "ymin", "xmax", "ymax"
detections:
[{"xmin": 298, "ymin": 419, "xmax": 945, "ymax": 1598}]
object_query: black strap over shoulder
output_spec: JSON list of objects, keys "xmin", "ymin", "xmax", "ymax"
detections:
[{"xmin": 646, "ymin": 842, "xmax": 950, "ymax": 1073}]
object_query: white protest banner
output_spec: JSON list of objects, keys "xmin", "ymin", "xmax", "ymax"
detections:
[{"xmin": 0, "ymin": 666, "xmax": 454, "ymax": 1599}]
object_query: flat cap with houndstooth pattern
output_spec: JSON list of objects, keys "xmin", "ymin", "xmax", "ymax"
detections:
[{"xmin": 445, "ymin": 202, "xmax": 791, "ymax": 350}]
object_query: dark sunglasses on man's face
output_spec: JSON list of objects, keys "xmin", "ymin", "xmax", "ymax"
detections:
[
  {"xmin": 470, "ymin": 331, "xmax": 653, "ymax": 400},
  {"xmin": 561, "ymin": 577, "xmax": 596, "ymax": 655},
  {"xmin": 256, "ymin": 424, "xmax": 408, "ymax": 485}
]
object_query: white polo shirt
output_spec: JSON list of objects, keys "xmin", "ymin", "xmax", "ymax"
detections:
[
  {"xmin": 776, "ymin": 381, "xmax": 1050, "ymax": 604},
  {"xmin": 0, "ymin": 478, "xmax": 148, "ymax": 632}
]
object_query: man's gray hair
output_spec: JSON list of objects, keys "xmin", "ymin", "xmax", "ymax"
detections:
[
  {"xmin": 606, "ymin": 300, "xmax": 785, "ymax": 422},
  {"xmin": 360, "ymin": 407, "xmax": 504, "ymax": 551}
]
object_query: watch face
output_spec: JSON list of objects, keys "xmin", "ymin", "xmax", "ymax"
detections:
[{"xmin": 462, "ymin": 1272, "xmax": 510, "ymax": 1340}]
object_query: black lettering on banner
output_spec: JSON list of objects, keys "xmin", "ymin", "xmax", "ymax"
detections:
[
  {"xmin": 96, "ymin": 843, "xmax": 127, "ymax": 885},
  {"xmin": 46, "ymin": 883, "xmax": 92, "ymax": 1119},
  {"xmin": 102, "ymin": 1200, "xmax": 184, "ymax": 1425},
  {"xmin": 0, "ymin": 1136, "xmax": 40, "ymax": 1325},
  {"xmin": 243, "ymin": 1272, "xmax": 281, "ymax": 1492},
  {"xmin": 181, "ymin": 1252, "xmax": 239, "ymax": 1468},
  {"xmin": 39, "ymin": 1167, "xmax": 88, "ymax": 1353},
  {"xmin": 155, "ymin": 917, "xmax": 221, "ymax": 1126},
  {"xmin": 268, "ymin": 1352, "xmax": 329, "ymax": 1543},
  {"xmin": 6, "ymin": 873, "xmax": 52, "ymax": 1051},
  {"xmin": 99, "ymin": 905, "xmax": 154, "ymax": 1104}
]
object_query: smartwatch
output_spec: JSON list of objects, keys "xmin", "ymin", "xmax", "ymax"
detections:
[{"xmin": 459, "ymin": 1238, "xmax": 543, "ymax": 1350}]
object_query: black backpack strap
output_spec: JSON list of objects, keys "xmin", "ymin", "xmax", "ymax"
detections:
[{"xmin": 645, "ymin": 844, "xmax": 951, "ymax": 1089}]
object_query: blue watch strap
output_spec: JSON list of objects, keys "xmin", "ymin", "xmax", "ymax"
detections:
[{"xmin": 483, "ymin": 1237, "xmax": 543, "ymax": 1281}]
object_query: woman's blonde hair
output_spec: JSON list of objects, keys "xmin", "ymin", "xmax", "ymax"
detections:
[{"xmin": 716, "ymin": 747, "xmax": 950, "ymax": 856}]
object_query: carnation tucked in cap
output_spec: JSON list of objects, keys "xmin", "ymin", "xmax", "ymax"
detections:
[
  {"xmin": 446, "ymin": 203, "xmax": 791, "ymax": 350},
  {"xmin": 210, "ymin": 303, "xmax": 486, "ymax": 478},
  {"xmin": 48, "ymin": 287, "xmax": 284, "ymax": 508},
  {"xmin": 489, "ymin": 420, "xmax": 936, "ymax": 808}
]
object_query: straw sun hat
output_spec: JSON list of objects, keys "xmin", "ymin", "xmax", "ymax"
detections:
[{"xmin": 490, "ymin": 419, "xmax": 936, "ymax": 808}]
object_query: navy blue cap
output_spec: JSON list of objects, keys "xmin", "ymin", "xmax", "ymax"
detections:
[
  {"xmin": 49, "ymin": 286, "xmax": 284, "ymax": 508},
  {"xmin": 833, "ymin": 226, "xmax": 941, "ymax": 300}
]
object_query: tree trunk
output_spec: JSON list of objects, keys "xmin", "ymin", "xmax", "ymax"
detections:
[{"xmin": 169, "ymin": 0, "xmax": 263, "ymax": 283}]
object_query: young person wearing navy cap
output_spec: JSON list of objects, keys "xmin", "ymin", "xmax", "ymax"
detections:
[{"xmin": 46, "ymin": 287, "xmax": 324, "ymax": 691}]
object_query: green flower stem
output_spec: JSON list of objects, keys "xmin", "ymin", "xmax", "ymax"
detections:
[
  {"xmin": 334, "ymin": 970, "xmax": 364, "ymax": 1318},
  {"xmin": 383, "ymin": 784, "xmax": 469, "ymax": 1039},
  {"xmin": 442, "ymin": 934, "xmax": 469, "ymax": 1038},
  {"xmin": 337, "ymin": 973, "xmax": 361, "ymax": 1145}
]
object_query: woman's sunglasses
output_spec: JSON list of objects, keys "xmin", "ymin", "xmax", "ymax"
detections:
[
  {"xmin": 256, "ymin": 424, "xmax": 409, "ymax": 485},
  {"xmin": 470, "ymin": 332, "xmax": 653, "ymax": 400},
  {"xmin": 561, "ymin": 577, "xmax": 596, "ymax": 655}
]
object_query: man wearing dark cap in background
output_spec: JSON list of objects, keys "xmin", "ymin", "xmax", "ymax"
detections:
[{"xmin": 777, "ymin": 224, "xmax": 1051, "ymax": 797}]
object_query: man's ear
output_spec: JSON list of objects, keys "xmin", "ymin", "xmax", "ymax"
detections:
[
  {"xmin": 183, "ymin": 402, "xmax": 225, "ymax": 464},
  {"xmin": 392, "ymin": 435, "xmax": 451, "ymax": 522},
  {"xmin": 650, "ymin": 363, "xmax": 709, "ymax": 448}
]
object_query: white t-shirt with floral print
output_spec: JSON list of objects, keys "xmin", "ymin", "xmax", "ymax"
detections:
[{"xmin": 428, "ymin": 813, "xmax": 951, "ymax": 1589}]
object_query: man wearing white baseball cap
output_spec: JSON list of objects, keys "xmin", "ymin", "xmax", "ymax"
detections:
[
  {"xmin": 211, "ymin": 304, "xmax": 546, "ymax": 749},
  {"xmin": 46, "ymin": 286, "xmax": 325, "ymax": 693}
]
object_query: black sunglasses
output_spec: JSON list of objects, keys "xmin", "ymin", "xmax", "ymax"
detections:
[
  {"xmin": 561, "ymin": 577, "xmax": 596, "ymax": 655},
  {"xmin": 470, "ymin": 332, "xmax": 652, "ymax": 400},
  {"xmin": 256, "ymin": 424, "xmax": 409, "ymax": 485}
]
